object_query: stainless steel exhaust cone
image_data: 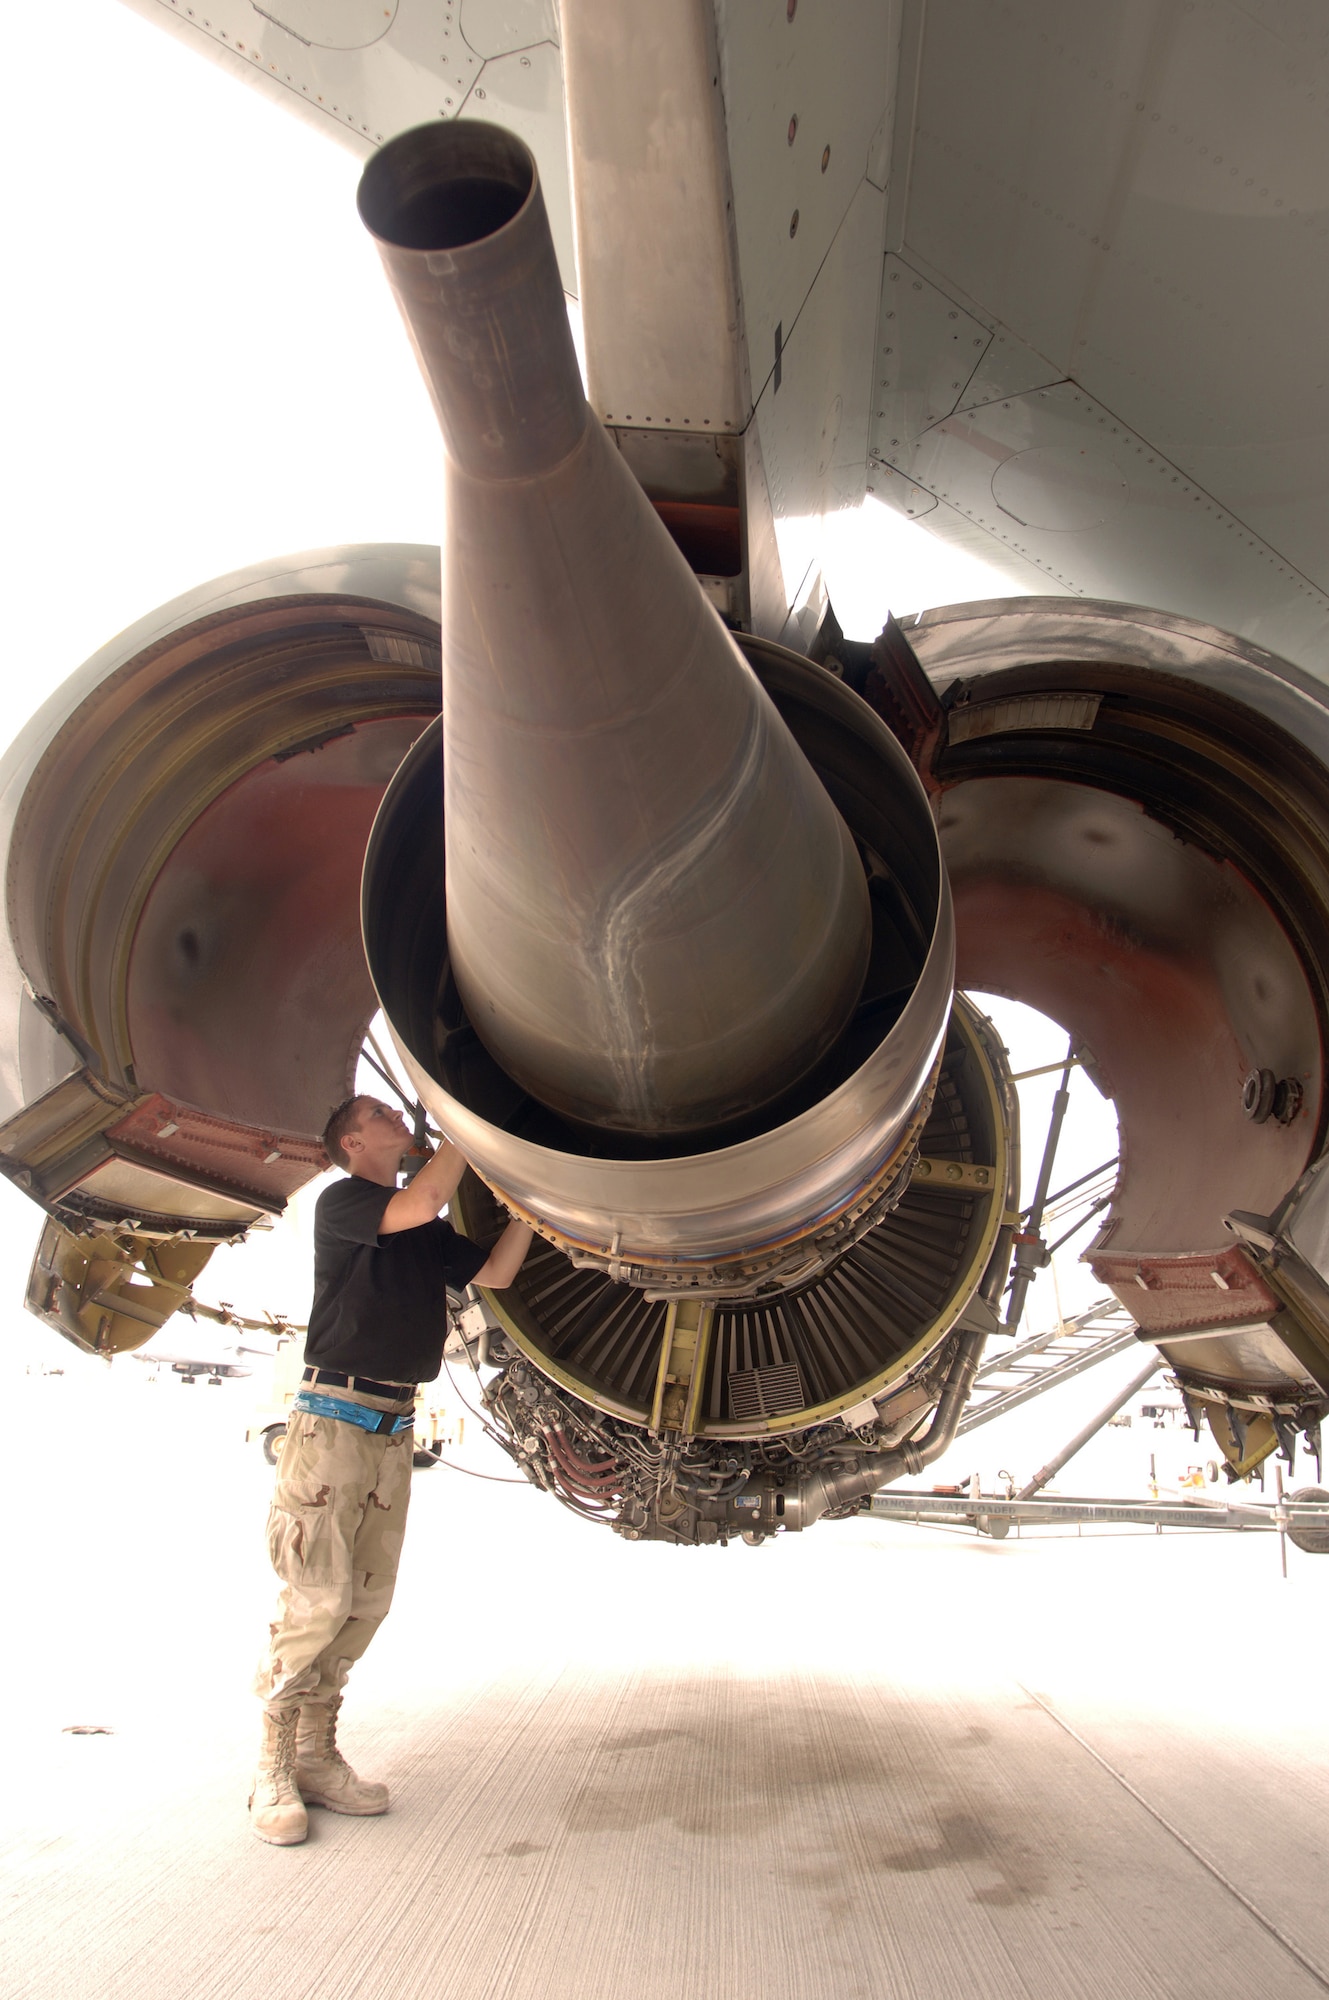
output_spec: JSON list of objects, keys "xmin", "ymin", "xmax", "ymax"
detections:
[
  {"xmin": 358, "ymin": 122, "xmax": 870, "ymax": 1137},
  {"xmin": 363, "ymin": 638, "xmax": 955, "ymax": 1294}
]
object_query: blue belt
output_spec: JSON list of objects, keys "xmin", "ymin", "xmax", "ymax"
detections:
[{"xmin": 291, "ymin": 1389, "xmax": 414, "ymax": 1437}]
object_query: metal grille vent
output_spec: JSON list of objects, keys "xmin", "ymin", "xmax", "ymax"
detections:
[
  {"xmin": 947, "ymin": 692, "xmax": 1101, "ymax": 743},
  {"xmin": 727, "ymin": 1363, "xmax": 805, "ymax": 1422},
  {"xmin": 361, "ymin": 628, "xmax": 440, "ymax": 670}
]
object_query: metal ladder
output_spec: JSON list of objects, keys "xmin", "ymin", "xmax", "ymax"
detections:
[{"xmin": 957, "ymin": 1296, "xmax": 1146, "ymax": 1436}]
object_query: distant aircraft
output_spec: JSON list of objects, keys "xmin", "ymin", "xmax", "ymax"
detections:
[
  {"xmin": 3, "ymin": 3, "xmax": 1328, "ymax": 1544},
  {"xmin": 133, "ymin": 1349, "xmax": 255, "ymax": 1385}
]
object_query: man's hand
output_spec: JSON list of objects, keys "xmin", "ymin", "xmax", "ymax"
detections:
[{"xmin": 379, "ymin": 1138, "xmax": 467, "ymax": 1234}]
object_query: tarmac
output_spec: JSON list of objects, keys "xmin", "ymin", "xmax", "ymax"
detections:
[{"xmin": 3, "ymin": 1361, "xmax": 1328, "ymax": 2000}]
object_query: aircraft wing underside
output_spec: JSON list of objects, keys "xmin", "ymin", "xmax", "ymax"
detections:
[{"xmin": 118, "ymin": 0, "xmax": 1329, "ymax": 672}]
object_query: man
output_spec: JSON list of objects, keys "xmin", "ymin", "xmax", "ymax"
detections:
[{"xmin": 250, "ymin": 1095, "xmax": 533, "ymax": 1845}]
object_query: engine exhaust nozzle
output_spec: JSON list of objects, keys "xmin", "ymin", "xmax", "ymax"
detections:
[{"xmin": 358, "ymin": 122, "xmax": 870, "ymax": 1137}]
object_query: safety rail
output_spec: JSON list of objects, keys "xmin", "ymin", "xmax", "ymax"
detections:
[
  {"xmin": 862, "ymin": 1488, "xmax": 1329, "ymax": 1542},
  {"xmin": 958, "ymin": 1297, "xmax": 1144, "ymax": 1434}
]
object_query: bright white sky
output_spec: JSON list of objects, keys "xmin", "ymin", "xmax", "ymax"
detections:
[
  {"xmin": 1, "ymin": 2, "xmax": 1091, "ymax": 1374},
  {"xmin": 3, "ymin": 0, "xmax": 1022, "ymax": 734}
]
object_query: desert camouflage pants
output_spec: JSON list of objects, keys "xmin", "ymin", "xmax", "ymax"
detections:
[{"xmin": 255, "ymin": 1393, "xmax": 414, "ymax": 1713}]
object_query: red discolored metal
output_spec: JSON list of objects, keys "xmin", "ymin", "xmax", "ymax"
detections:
[
  {"xmin": 949, "ymin": 867, "xmax": 1317, "ymax": 1263},
  {"xmin": 105, "ymin": 1094, "xmax": 327, "ymax": 1211},
  {"xmin": 127, "ymin": 718, "xmax": 424, "ymax": 1139},
  {"xmin": 650, "ymin": 500, "xmax": 742, "ymax": 577},
  {"xmin": 1089, "ymin": 1241, "xmax": 1279, "ymax": 1336}
]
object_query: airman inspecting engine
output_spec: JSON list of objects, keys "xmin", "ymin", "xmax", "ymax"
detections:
[{"xmin": 250, "ymin": 1098, "xmax": 531, "ymax": 1846}]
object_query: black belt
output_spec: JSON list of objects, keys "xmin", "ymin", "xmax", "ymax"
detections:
[{"xmin": 302, "ymin": 1367, "xmax": 416, "ymax": 1401}]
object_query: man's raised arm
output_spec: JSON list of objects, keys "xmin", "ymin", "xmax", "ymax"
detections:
[{"xmin": 378, "ymin": 1139, "xmax": 467, "ymax": 1233}]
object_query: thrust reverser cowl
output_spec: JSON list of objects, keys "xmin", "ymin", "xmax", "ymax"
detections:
[{"xmin": 357, "ymin": 122, "xmax": 870, "ymax": 1137}]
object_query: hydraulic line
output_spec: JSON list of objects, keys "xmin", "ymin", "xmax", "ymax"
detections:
[{"xmin": 1005, "ymin": 1039, "xmax": 1076, "ymax": 1330}]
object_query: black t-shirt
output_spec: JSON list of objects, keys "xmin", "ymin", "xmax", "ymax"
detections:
[{"xmin": 303, "ymin": 1175, "xmax": 489, "ymax": 1385}]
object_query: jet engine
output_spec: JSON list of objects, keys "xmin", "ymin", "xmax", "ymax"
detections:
[
  {"xmin": 354, "ymin": 121, "xmax": 1329, "ymax": 1534},
  {"xmin": 5, "ymin": 115, "xmax": 1329, "ymax": 1544},
  {"xmin": 354, "ymin": 121, "xmax": 1019, "ymax": 1542}
]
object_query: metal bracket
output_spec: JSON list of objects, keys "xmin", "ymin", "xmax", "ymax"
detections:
[
  {"xmin": 912, "ymin": 1157, "xmax": 998, "ymax": 1192},
  {"xmin": 649, "ymin": 1299, "xmax": 715, "ymax": 1436}
]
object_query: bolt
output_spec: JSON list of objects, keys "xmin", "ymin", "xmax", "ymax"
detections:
[{"xmin": 1242, "ymin": 1068, "xmax": 1276, "ymax": 1123}]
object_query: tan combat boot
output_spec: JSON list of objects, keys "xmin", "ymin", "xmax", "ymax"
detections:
[
  {"xmin": 295, "ymin": 1694, "xmax": 389, "ymax": 1815},
  {"xmin": 249, "ymin": 1707, "xmax": 308, "ymax": 1845}
]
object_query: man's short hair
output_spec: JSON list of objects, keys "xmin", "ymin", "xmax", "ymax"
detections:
[{"xmin": 322, "ymin": 1096, "xmax": 367, "ymax": 1170}]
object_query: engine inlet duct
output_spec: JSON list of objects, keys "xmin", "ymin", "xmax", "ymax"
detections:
[
  {"xmin": 358, "ymin": 122, "xmax": 956, "ymax": 1300},
  {"xmin": 357, "ymin": 122, "xmax": 869, "ymax": 1139}
]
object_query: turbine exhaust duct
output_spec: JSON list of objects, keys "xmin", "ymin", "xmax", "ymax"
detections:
[{"xmin": 357, "ymin": 122, "xmax": 870, "ymax": 1140}]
